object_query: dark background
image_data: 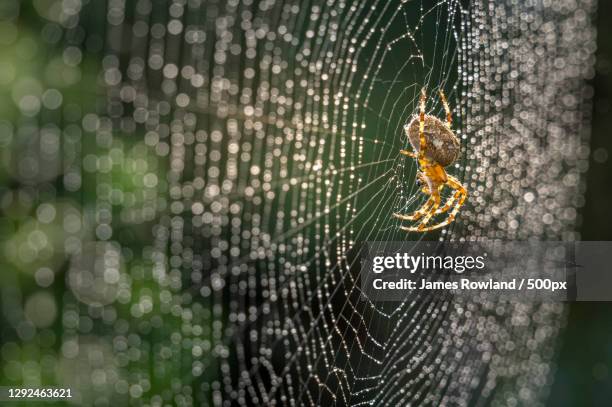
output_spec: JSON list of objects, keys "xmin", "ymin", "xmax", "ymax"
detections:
[{"xmin": 548, "ymin": 1, "xmax": 612, "ymax": 405}]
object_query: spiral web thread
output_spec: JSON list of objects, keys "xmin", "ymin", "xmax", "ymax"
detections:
[{"xmin": 0, "ymin": 0, "xmax": 596, "ymax": 405}]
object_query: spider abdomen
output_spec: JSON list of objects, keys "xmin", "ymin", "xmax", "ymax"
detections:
[{"xmin": 405, "ymin": 115, "xmax": 460, "ymax": 167}]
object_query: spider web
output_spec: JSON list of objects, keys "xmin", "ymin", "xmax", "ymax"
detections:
[
  {"xmin": 1, "ymin": 0, "xmax": 596, "ymax": 405},
  {"xmin": 82, "ymin": 0, "xmax": 595, "ymax": 405}
]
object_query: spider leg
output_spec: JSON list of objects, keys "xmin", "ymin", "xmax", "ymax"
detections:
[
  {"xmin": 434, "ymin": 187, "xmax": 462, "ymax": 214},
  {"xmin": 399, "ymin": 149, "xmax": 417, "ymax": 158},
  {"xmin": 418, "ymin": 88, "xmax": 427, "ymax": 158},
  {"xmin": 393, "ymin": 196, "xmax": 435, "ymax": 221},
  {"xmin": 413, "ymin": 176, "xmax": 467, "ymax": 232},
  {"xmin": 400, "ymin": 189, "xmax": 441, "ymax": 232},
  {"xmin": 438, "ymin": 89, "xmax": 452, "ymax": 128}
]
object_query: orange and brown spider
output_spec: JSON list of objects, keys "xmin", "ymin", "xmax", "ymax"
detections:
[{"xmin": 394, "ymin": 88, "xmax": 467, "ymax": 232}]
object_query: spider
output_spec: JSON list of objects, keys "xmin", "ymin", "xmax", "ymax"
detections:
[{"xmin": 393, "ymin": 88, "xmax": 467, "ymax": 232}]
